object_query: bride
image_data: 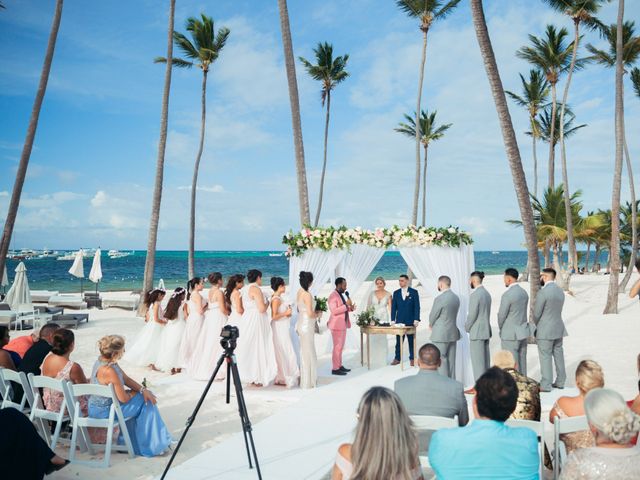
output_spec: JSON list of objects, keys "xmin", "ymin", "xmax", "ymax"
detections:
[
  {"xmin": 297, "ymin": 271, "xmax": 320, "ymax": 389},
  {"xmin": 366, "ymin": 277, "xmax": 391, "ymax": 368}
]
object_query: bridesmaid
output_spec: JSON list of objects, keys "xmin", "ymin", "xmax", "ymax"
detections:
[
  {"xmin": 124, "ymin": 289, "xmax": 166, "ymax": 370},
  {"xmin": 178, "ymin": 277, "xmax": 206, "ymax": 368},
  {"xmin": 297, "ymin": 271, "xmax": 320, "ymax": 389},
  {"xmin": 270, "ymin": 277, "xmax": 300, "ymax": 388},
  {"xmin": 189, "ymin": 273, "xmax": 229, "ymax": 381},
  {"xmin": 225, "ymin": 274, "xmax": 245, "ymax": 328},
  {"xmin": 236, "ymin": 270, "xmax": 277, "ymax": 386},
  {"xmin": 366, "ymin": 277, "xmax": 392, "ymax": 368},
  {"xmin": 155, "ymin": 287, "xmax": 187, "ymax": 375}
]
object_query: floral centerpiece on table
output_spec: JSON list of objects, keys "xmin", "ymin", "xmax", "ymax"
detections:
[
  {"xmin": 282, "ymin": 225, "xmax": 473, "ymax": 257},
  {"xmin": 356, "ymin": 306, "xmax": 379, "ymax": 328},
  {"xmin": 314, "ymin": 296, "xmax": 328, "ymax": 312}
]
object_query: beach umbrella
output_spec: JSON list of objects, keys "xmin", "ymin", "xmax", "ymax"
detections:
[
  {"xmin": 5, "ymin": 262, "xmax": 31, "ymax": 310},
  {"xmin": 89, "ymin": 248, "xmax": 103, "ymax": 293},
  {"xmin": 1, "ymin": 263, "xmax": 8, "ymax": 295},
  {"xmin": 69, "ymin": 249, "xmax": 85, "ymax": 294},
  {"xmin": 157, "ymin": 278, "xmax": 165, "ymax": 290}
]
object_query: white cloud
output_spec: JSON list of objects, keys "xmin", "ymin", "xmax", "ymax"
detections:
[
  {"xmin": 91, "ymin": 191, "xmax": 108, "ymax": 207},
  {"xmin": 177, "ymin": 184, "xmax": 225, "ymax": 193}
]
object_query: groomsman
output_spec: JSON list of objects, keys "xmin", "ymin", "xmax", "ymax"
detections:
[
  {"xmin": 465, "ymin": 271, "xmax": 492, "ymax": 381},
  {"xmin": 391, "ymin": 274, "xmax": 421, "ymax": 366},
  {"xmin": 533, "ymin": 267, "xmax": 568, "ymax": 392},
  {"xmin": 429, "ymin": 276, "xmax": 460, "ymax": 378},
  {"xmin": 497, "ymin": 268, "xmax": 529, "ymax": 376}
]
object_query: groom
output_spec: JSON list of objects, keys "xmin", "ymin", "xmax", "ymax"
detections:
[
  {"xmin": 391, "ymin": 274, "xmax": 421, "ymax": 366},
  {"xmin": 328, "ymin": 277, "xmax": 354, "ymax": 376}
]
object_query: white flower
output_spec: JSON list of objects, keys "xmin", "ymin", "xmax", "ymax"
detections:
[
  {"xmin": 448, "ymin": 227, "xmax": 456, "ymax": 234},
  {"xmin": 297, "ymin": 240, "xmax": 303, "ymax": 246}
]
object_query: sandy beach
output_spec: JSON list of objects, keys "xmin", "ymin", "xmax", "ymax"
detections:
[{"xmin": 10, "ymin": 273, "xmax": 635, "ymax": 479}]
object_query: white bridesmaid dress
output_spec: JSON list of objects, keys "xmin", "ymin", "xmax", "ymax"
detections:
[
  {"xmin": 235, "ymin": 284, "xmax": 277, "ymax": 386},
  {"xmin": 227, "ymin": 293, "xmax": 242, "ymax": 327},
  {"xmin": 124, "ymin": 302, "xmax": 165, "ymax": 367},
  {"xmin": 296, "ymin": 297, "xmax": 317, "ymax": 389},
  {"xmin": 178, "ymin": 295, "xmax": 207, "ymax": 368},
  {"xmin": 188, "ymin": 289, "xmax": 228, "ymax": 380},
  {"xmin": 367, "ymin": 291, "xmax": 391, "ymax": 368},
  {"xmin": 155, "ymin": 303, "xmax": 186, "ymax": 372},
  {"xmin": 271, "ymin": 296, "xmax": 300, "ymax": 388}
]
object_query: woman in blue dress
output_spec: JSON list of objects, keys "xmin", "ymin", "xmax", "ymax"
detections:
[{"xmin": 88, "ymin": 334, "xmax": 172, "ymax": 457}]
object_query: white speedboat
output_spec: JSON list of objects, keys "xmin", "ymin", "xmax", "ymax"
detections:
[
  {"xmin": 108, "ymin": 250, "xmax": 132, "ymax": 259},
  {"xmin": 268, "ymin": 252, "xmax": 283, "ymax": 257}
]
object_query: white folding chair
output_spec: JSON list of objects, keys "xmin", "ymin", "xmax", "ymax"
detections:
[
  {"xmin": 506, "ymin": 419, "xmax": 545, "ymax": 478},
  {"xmin": 553, "ymin": 415, "xmax": 588, "ymax": 479},
  {"xmin": 15, "ymin": 304, "xmax": 36, "ymax": 330},
  {"xmin": 67, "ymin": 382, "xmax": 135, "ymax": 468},
  {"xmin": 411, "ymin": 415, "xmax": 459, "ymax": 469},
  {"xmin": 0, "ymin": 368, "xmax": 33, "ymax": 413}
]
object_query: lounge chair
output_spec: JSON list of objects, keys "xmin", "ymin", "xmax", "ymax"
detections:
[{"xmin": 48, "ymin": 295, "xmax": 87, "ymax": 310}]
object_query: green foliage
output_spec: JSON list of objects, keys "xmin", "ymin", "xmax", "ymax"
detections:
[
  {"xmin": 356, "ymin": 306, "xmax": 380, "ymax": 327},
  {"xmin": 299, "ymin": 42, "xmax": 349, "ymax": 106},
  {"xmin": 506, "ymin": 69, "xmax": 550, "ymax": 135},
  {"xmin": 395, "ymin": 110, "xmax": 452, "ymax": 147},
  {"xmin": 543, "ymin": 0, "xmax": 607, "ymax": 32},
  {"xmin": 529, "ymin": 104, "xmax": 586, "ymax": 146},
  {"xmin": 395, "ymin": 0, "xmax": 461, "ymax": 28},
  {"xmin": 632, "ymin": 68, "xmax": 640, "ymax": 97},
  {"xmin": 586, "ymin": 21, "xmax": 640, "ymax": 67}
]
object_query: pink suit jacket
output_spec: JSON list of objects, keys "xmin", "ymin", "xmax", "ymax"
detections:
[{"xmin": 328, "ymin": 290, "xmax": 351, "ymax": 331}]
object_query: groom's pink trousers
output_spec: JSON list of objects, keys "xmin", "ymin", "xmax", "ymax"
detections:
[{"xmin": 331, "ymin": 329, "xmax": 347, "ymax": 370}]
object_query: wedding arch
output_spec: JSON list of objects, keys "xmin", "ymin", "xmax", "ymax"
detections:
[{"xmin": 283, "ymin": 225, "xmax": 476, "ymax": 387}]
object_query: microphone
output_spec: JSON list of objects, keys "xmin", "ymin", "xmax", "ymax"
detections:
[{"xmin": 345, "ymin": 291, "xmax": 350, "ymax": 299}]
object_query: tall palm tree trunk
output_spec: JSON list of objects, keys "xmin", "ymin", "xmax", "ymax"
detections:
[
  {"xmin": 585, "ymin": 240, "xmax": 591, "ymax": 271},
  {"xmin": 593, "ymin": 244, "xmax": 601, "ymax": 272},
  {"xmin": 619, "ymin": 133, "xmax": 637, "ymax": 290},
  {"xmin": 277, "ymin": 0, "xmax": 310, "ymax": 226},
  {"xmin": 140, "ymin": 0, "xmax": 175, "ymax": 313},
  {"xmin": 0, "ymin": 0, "xmax": 63, "ymax": 277},
  {"xmin": 470, "ymin": 0, "xmax": 540, "ymax": 315},
  {"xmin": 188, "ymin": 70, "xmax": 208, "ymax": 280},
  {"xmin": 604, "ymin": 0, "xmax": 625, "ymax": 314},
  {"xmin": 421, "ymin": 144, "xmax": 428, "ymax": 226},
  {"xmin": 532, "ymin": 129, "xmax": 538, "ymax": 198},
  {"xmin": 413, "ymin": 30, "xmax": 428, "ymax": 226},
  {"xmin": 559, "ymin": 19, "xmax": 580, "ymax": 271},
  {"xmin": 548, "ymin": 84, "xmax": 557, "ymax": 189},
  {"xmin": 314, "ymin": 91, "xmax": 331, "ymax": 227}
]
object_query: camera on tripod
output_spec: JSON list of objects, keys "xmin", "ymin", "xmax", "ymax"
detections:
[{"xmin": 220, "ymin": 324, "xmax": 240, "ymax": 350}]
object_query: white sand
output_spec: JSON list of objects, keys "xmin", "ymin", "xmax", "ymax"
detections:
[{"xmin": 23, "ymin": 273, "xmax": 639, "ymax": 479}]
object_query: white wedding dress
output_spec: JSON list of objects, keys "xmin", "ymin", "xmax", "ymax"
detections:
[
  {"xmin": 235, "ymin": 284, "xmax": 277, "ymax": 386},
  {"xmin": 125, "ymin": 302, "xmax": 165, "ymax": 367},
  {"xmin": 271, "ymin": 296, "xmax": 300, "ymax": 388},
  {"xmin": 367, "ymin": 291, "xmax": 391, "ymax": 368},
  {"xmin": 297, "ymin": 295, "xmax": 317, "ymax": 389},
  {"xmin": 188, "ymin": 289, "xmax": 228, "ymax": 380},
  {"xmin": 178, "ymin": 295, "xmax": 206, "ymax": 368},
  {"xmin": 155, "ymin": 302, "xmax": 186, "ymax": 372}
]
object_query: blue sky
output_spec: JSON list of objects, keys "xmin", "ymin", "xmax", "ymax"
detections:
[{"xmin": 1, "ymin": 0, "xmax": 639, "ymax": 251}]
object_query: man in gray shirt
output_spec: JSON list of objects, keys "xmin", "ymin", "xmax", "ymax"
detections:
[
  {"xmin": 533, "ymin": 267, "xmax": 568, "ymax": 392},
  {"xmin": 497, "ymin": 268, "xmax": 529, "ymax": 376},
  {"xmin": 429, "ymin": 276, "xmax": 461, "ymax": 378},
  {"xmin": 465, "ymin": 271, "xmax": 492, "ymax": 381},
  {"xmin": 395, "ymin": 343, "xmax": 469, "ymax": 453}
]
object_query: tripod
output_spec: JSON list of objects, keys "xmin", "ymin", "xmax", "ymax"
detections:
[{"xmin": 160, "ymin": 331, "xmax": 262, "ymax": 480}]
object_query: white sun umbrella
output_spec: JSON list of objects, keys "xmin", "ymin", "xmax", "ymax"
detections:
[
  {"xmin": 89, "ymin": 248, "xmax": 103, "ymax": 293},
  {"xmin": 1, "ymin": 263, "xmax": 8, "ymax": 294},
  {"xmin": 5, "ymin": 261, "xmax": 31, "ymax": 310},
  {"xmin": 68, "ymin": 249, "xmax": 85, "ymax": 294},
  {"xmin": 157, "ymin": 278, "xmax": 165, "ymax": 290}
]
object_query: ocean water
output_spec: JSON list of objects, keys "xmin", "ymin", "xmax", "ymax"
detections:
[{"xmin": 2, "ymin": 250, "xmax": 600, "ymax": 293}]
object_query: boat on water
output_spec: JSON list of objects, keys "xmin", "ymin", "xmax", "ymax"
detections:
[
  {"xmin": 57, "ymin": 252, "xmax": 76, "ymax": 261},
  {"xmin": 108, "ymin": 250, "xmax": 133, "ymax": 259},
  {"xmin": 268, "ymin": 252, "xmax": 283, "ymax": 257},
  {"xmin": 492, "ymin": 251, "xmax": 500, "ymax": 255}
]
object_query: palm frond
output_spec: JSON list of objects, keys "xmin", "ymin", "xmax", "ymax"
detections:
[{"xmin": 632, "ymin": 67, "xmax": 640, "ymax": 98}]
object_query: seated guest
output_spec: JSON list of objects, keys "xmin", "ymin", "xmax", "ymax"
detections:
[
  {"xmin": 19, "ymin": 323, "xmax": 60, "ymax": 377},
  {"xmin": 550, "ymin": 359, "xmax": 604, "ymax": 454},
  {"xmin": 4, "ymin": 331, "xmax": 37, "ymax": 359},
  {"xmin": 560, "ymin": 388, "xmax": 640, "ymax": 479},
  {"xmin": 0, "ymin": 407, "xmax": 69, "ymax": 479},
  {"xmin": 41, "ymin": 328, "xmax": 88, "ymax": 413},
  {"xmin": 331, "ymin": 386, "xmax": 423, "ymax": 480},
  {"xmin": 429, "ymin": 367, "xmax": 539, "ymax": 479},
  {"xmin": 89, "ymin": 335, "xmax": 172, "ymax": 457},
  {"xmin": 493, "ymin": 350, "xmax": 541, "ymax": 421},
  {"xmin": 0, "ymin": 326, "xmax": 16, "ymax": 370}
]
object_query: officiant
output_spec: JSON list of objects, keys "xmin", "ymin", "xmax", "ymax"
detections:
[{"xmin": 391, "ymin": 274, "xmax": 421, "ymax": 367}]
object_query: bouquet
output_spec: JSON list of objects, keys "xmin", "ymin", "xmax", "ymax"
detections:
[
  {"xmin": 314, "ymin": 296, "xmax": 328, "ymax": 312},
  {"xmin": 356, "ymin": 306, "xmax": 379, "ymax": 328}
]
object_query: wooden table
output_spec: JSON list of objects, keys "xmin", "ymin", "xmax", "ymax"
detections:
[{"xmin": 360, "ymin": 324, "xmax": 417, "ymax": 370}]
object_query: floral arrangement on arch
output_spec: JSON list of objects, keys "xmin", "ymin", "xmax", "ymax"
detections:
[{"xmin": 282, "ymin": 225, "xmax": 473, "ymax": 257}]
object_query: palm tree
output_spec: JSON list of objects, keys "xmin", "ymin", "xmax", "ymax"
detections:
[
  {"xmin": 140, "ymin": 0, "xmax": 176, "ymax": 314},
  {"xmin": 604, "ymin": 0, "xmax": 625, "ymax": 314},
  {"xmin": 592, "ymin": 208, "xmax": 613, "ymax": 272},
  {"xmin": 155, "ymin": 15, "xmax": 230, "ymax": 280},
  {"xmin": 632, "ymin": 67, "xmax": 640, "ymax": 95},
  {"xmin": 506, "ymin": 69, "xmax": 550, "ymax": 197},
  {"xmin": 587, "ymin": 21, "xmax": 640, "ymax": 290},
  {"xmin": 470, "ymin": 0, "xmax": 541, "ymax": 309},
  {"xmin": 395, "ymin": 110, "xmax": 452, "ymax": 225},
  {"xmin": 277, "ymin": 0, "xmax": 310, "ymax": 227},
  {"xmin": 299, "ymin": 43, "xmax": 349, "ymax": 227},
  {"xmin": 544, "ymin": 0, "xmax": 605, "ymax": 272},
  {"xmin": 0, "ymin": 0, "xmax": 63, "ymax": 277},
  {"xmin": 576, "ymin": 210, "xmax": 604, "ymax": 271},
  {"xmin": 396, "ymin": 0, "xmax": 461, "ymax": 226},
  {"xmin": 532, "ymin": 104, "xmax": 587, "ymax": 148}
]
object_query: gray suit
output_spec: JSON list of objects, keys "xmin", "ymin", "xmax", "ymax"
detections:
[
  {"xmin": 394, "ymin": 369, "xmax": 469, "ymax": 454},
  {"xmin": 533, "ymin": 281, "xmax": 568, "ymax": 390},
  {"xmin": 465, "ymin": 285, "xmax": 492, "ymax": 381},
  {"xmin": 429, "ymin": 289, "xmax": 461, "ymax": 378},
  {"xmin": 498, "ymin": 283, "xmax": 529, "ymax": 375}
]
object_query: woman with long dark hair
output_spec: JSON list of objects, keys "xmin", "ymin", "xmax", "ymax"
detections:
[
  {"xmin": 225, "ymin": 274, "xmax": 245, "ymax": 327},
  {"xmin": 270, "ymin": 276, "xmax": 299, "ymax": 387},
  {"xmin": 156, "ymin": 287, "xmax": 187, "ymax": 374},
  {"xmin": 189, "ymin": 273, "xmax": 229, "ymax": 380},
  {"xmin": 297, "ymin": 271, "xmax": 320, "ymax": 389},
  {"xmin": 124, "ymin": 288, "xmax": 167, "ymax": 370},
  {"xmin": 178, "ymin": 277, "xmax": 206, "ymax": 368}
]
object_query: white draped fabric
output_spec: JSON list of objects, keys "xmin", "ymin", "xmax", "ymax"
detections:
[{"xmin": 399, "ymin": 244, "xmax": 476, "ymax": 387}]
